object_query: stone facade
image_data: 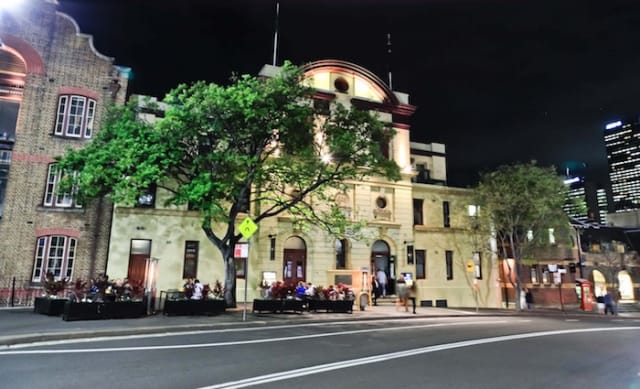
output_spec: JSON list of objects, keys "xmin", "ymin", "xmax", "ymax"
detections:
[
  {"xmin": 0, "ymin": 0, "xmax": 129, "ymax": 287},
  {"xmin": 105, "ymin": 61, "xmax": 501, "ymax": 309}
]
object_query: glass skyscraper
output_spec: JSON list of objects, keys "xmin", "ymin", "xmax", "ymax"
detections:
[{"xmin": 604, "ymin": 118, "xmax": 640, "ymax": 212}]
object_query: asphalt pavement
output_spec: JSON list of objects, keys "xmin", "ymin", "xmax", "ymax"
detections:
[{"xmin": 1, "ymin": 301, "xmax": 636, "ymax": 348}]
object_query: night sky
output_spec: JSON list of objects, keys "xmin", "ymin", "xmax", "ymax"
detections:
[{"xmin": 57, "ymin": 0, "xmax": 640, "ymax": 188}]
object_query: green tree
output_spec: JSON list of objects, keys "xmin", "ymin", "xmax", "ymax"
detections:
[
  {"xmin": 473, "ymin": 162, "xmax": 570, "ymax": 310},
  {"xmin": 57, "ymin": 62, "xmax": 400, "ymax": 307}
]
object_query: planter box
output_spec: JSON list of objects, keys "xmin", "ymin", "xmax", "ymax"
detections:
[
  {"xmin": 252, "ymin": 299, "xmax": 304, "ymax": 314},
  {"xmin": 163, "ymin": 299, "xmax": 226, "ymax": 316},
  {"xmin": 62, "ymin": 300, "xmax": 146, "ymax": 321},
  {"xmin": 34, "ymin": 297, "xmax": 69, "ymax": 316},
  {"xmin": 308, "ymin": 299, "xmax": 353, "ymax": 313}
]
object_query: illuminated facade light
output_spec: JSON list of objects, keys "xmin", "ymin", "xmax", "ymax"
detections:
[{"xmin": 605, "ymin": 121, "xmax": 622, "ymax": 130}]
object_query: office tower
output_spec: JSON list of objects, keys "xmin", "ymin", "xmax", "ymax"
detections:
[{"xmin": 604, "ymin": 119, "xmax": 640, "ymax": 212}]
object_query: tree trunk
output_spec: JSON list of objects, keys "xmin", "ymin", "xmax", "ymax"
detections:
[{"xmin": 223, "ymin": 253, "xmax": 237, "ymax": 308}]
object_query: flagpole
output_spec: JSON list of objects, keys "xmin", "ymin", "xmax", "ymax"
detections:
[
  {"xmin": 387, "ymin": 32, "xmax": 393, "ymax": 89},
  {"xmin": 272, "ymin": 2, "xmax": 280, "ymax": 66}
]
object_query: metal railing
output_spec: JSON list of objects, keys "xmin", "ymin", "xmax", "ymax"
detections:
[{"xmin": 0, "ymin": 277, "xmax": 40, "ymax": 307}]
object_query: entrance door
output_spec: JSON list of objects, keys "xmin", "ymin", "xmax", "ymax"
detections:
[
  {"xmin": 371, "ymin": 240, "xmax": 393, "ymax": 295},
  {"xmin": 128, "ymin": 239, "xmax": 151, "ymax": 285},
  {"xmin": 283, "ymin": 236, "xmax": 306, "ymax": 285}
]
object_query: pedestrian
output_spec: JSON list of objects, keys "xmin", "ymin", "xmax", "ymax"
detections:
[
  {"xmin": 525, "ymin": 288, "xmax": 533, "ymax": 310},
  {"xmin": 613, "ymin": 288, "xmax": 621, "ymax": 315},
  {"xmin": 376, "ymin": 269, "xmax": 388, "ymax": 297},
  {"xmin": 371, "ymin": 275, "xmax": 381, "ymax": 306},
  {"xmin": 408, "ymin": 281, "xmax": 417, "ymax": 314},
  {"xmin": 604, "ymin": 290, "xmax": 615, "ymax": 315},
  {"xmin": 396, "ymin": 275, "xmax": 409, "ymax": 312}
]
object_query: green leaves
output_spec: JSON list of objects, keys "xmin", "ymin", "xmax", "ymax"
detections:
[
  {"xmin": 474, "ymin": 161, "xmax": 571, "ymax": 261},
  {"xmin": 56, "ymin": 61, "xmax": 401, "ymax": 307}
]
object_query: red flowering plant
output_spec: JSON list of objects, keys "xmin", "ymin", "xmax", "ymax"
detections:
[
  {"xmin": 321, "ymin": 283, "xmax": 354, "ymax": 301},
  {"xmin": 42, "ymin": 271, "xmax": 68, "ymax": 297},
  {"xmin": 72, "ymin": 278, "xmax": 88, "ymax": 301},
  {"xmin": 268, "ymin": 281, "xmax": 296, "ymax": 299},
  {"xmin": 113, "ymin": 278, "xmax": 145, "ymax": 301}
]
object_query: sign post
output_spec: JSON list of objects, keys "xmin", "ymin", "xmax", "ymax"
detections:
[{"xmin": 237, "ymin": 217, "xmax": 258, "ymax": 321}]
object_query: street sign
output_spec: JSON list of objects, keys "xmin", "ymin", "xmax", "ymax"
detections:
[
  {"xmin": 238, "ymin": 217, "xmax": 258, "ymax": 240},
  {"xmin": 466, "ymin": 260, "xmax": 474, "ymax": 272}
]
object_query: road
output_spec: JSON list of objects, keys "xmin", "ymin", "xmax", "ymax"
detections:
[{"xmin": 2, "ymin": 316, "xmax": 639, "ymax": 389}]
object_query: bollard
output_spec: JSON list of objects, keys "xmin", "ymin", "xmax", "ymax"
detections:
[
  {"xmin": 10, "ymin": 276, "xmax": 15, "ymax": 307},
  {"xmin": 358, "ymin": 292, "xmax": 369, "ymax": 311}
]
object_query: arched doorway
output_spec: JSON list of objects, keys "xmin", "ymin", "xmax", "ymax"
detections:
[
  {"xmin": 0, "ymin": 46, "xmax": 26, "ymax": 218},
  {"xmin": 591, "ymin": 270, "xmax": 607, "ymax": 298},
  {"xmin": 618, "ymin": 270, "xmax": 634, "ymax": 300},
  {"xmin": 283, "ymin": 236, "xmax": 306, "ymax": 285},
  {"xmin": 371, "ymin": 240, "xmax": 394, "ymax": 295}
]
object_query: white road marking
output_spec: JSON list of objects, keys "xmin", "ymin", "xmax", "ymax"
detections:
[
  {"xmin": 0, "ymin": 319, "xmax": 511, "ymax": 355},
  {"xmin": 0, "ymin": 317, "xmax": 515, "ymax": 350},
  {"xmin": 199, "ymin": 327, "xmax": 640, "ymax": 389}
]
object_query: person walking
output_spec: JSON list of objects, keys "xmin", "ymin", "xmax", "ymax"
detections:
[
  {"xmin": 371, "ymin": 275, "xmax": 381, "ymax": 306},
  {"xmin": 376, "ymin": 269, "xmax": 388, "ymax": 297},
  {"xmin": 525, "ymin": 288, "xmax": 534, "ymax": 310},
  {"xmin": 408, "ymin": 280, "xmax": 417, "ymax": 314},
  {"xmin": 396, "ymin": 275, "xmax": 409, "ymax": 312},
  {"xmin": 604, "ymin": 290, "xmax": 615, "ymax": 315}
]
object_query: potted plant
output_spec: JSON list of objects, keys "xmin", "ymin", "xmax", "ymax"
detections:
[
  {"xmin": 62, "ymin": 275, "xmax": 147, "ymax": 321},
  {"xmin": 33, "ymin": 272, "xmax": 69, "ymax": 316},
  {"xmin": 163, "ymin": 279, "xmax": 226, "ymax": 316},
  {"xmin": 252, "ymin": 281, "xmax": 304, "ymax": 314}
]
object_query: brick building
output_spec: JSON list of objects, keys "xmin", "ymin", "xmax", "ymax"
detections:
[{"xmin": 0, "ymin": 0, "xmax": 129, "ymax": 295}]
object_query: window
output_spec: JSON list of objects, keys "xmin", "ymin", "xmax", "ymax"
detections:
[
  {"xmin": 335, "ymin": 239, "xmax": 347, "ymax": 269},
  {"xmin": 542, "ymin": 267, "xmax": 550, "ymax": 284},
  {"xmin": 54, "ymin": 95, "xmax": 96, "ymax": 138},
  {"xmin": 443, "ymin": 201, "xmax": 450, "ymax": 228},
  {"xmin": 473, "ymin": 251, "xmax": 482, "ymax": 279},
  {"xmin": 183, "ymin": 241, "xmax": 199, "ymax": 279},
  {"xmin": 33, "ymin": 235, "xmax": 77, "ymax": 281},
  {"xmin": 406, "ymin": 245, "xmax": 414, "ymax": 264},
  {"xmin": 445, "ymin": 250, "xmax": 453, "ymax": 280},
  {"xmin": 415, "ymin": 249, "xmax": 426, "ymax": 279},
  {"xmin": 530, "ymin": 265, "xmax": 539, "ymax": 284},
  {"xmin": 43, "ymin": 164, "xmax": 81, "ymax": 208},
  {"xmin": 413, "ymin": 199, "xmax": 423, "ymax": 225}
]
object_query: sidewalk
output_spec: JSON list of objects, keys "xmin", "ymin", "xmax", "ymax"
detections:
[{"xmin": 0, "ymin": 303, "xmax": 634, "ymax": 348}]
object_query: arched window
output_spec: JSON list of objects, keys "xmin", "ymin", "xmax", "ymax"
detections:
[
  {"xmin": 335, "ymin": 239, "xmax": 347, "ymax": 269},
  {"xmin": 33, "ymin": 235, "xmax": 77, "ymax": 281}
]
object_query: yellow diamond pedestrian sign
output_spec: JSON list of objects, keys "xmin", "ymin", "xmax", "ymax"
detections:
[
  {"xmin": 466, "ymin": 260, "xmax": 474, "ymax": 273},
  {"xmin": 239, "ymin": 217, "xmax": 258, "ymax": 240}
]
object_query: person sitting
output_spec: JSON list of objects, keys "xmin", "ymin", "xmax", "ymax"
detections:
[
  {"xmin": 191, "ymin": 279, "xmax": 204, "ymax": 300},
  {"xmin": 296, "ymin": 281, "xmax": 307, "ymax": 299},
  {"xmin": 305, "ymin": 282, "xmax": 316, "ymax": 299}
]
